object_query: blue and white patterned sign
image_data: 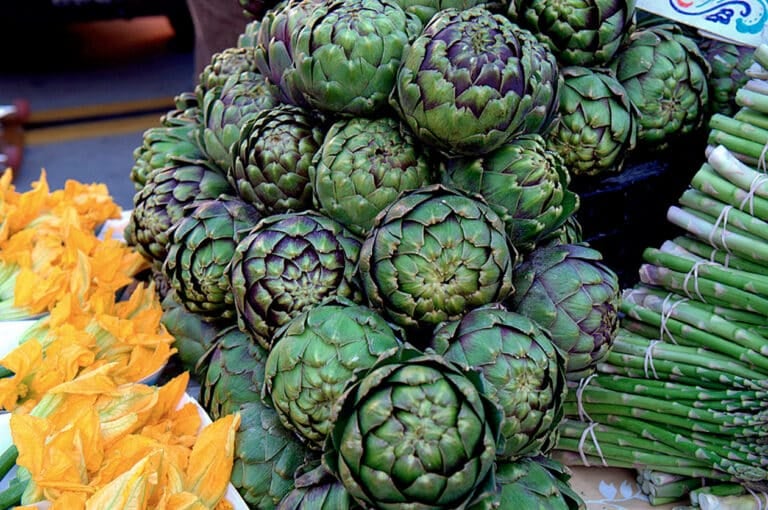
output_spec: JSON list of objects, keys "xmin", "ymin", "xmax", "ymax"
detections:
[{"xmin": 637, "ymin": 0, "xmax": 768, "ymax": 46}]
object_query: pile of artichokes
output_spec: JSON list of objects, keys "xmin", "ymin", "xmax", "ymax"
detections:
[{"xmin": 121, "ymin": 0, "xmax": 734, "ymax": 507}]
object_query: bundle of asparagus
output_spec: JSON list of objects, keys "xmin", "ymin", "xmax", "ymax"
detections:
[{"xmin": 553, "ymin": 43, "xmax": 768, "ymax": 507}]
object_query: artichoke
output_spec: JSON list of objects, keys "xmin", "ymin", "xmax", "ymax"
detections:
[
  {"xmin": 231, "ymin": 400, "xmax": 319, "ymax": 509},
  {"xmin": 126, "ymin": 162, "xmax": 234, "ymax": 265},
  {"xmin": 130, "ymin": 121, "xmax": 205, "ymax": 191},
  {"xmin": 230, "ymin": 211, "xmax": 363, "ymax": 349},
  {"xmin": 700, "ymin": 39, "xmax": 754, "ymax": 116},
  {"xmin": 546, "ymin": 66, "xmax": 637, "ymax": 176},
  {"xmin": 291, "ymin": 0, "xmax": 422, "ymax": 116},
  {"xmin": 254, "ymin": 0, "xmax": 322, "ymax": 107},
  {"xmin": 509, "ymin": 0, "xmax": 635, "ymax": 67},
  {"xmin": 277, "ymin": 463, "xmax": 360, "ymax": 509},
  {"xmin": 201, "ymin": 324, "xmax": 270, "ymax": 420},
  {"xmin": 199, "ymin": 70, "xmax": 278, "ymax": 172},
  {"xmin": 610, "ymin": 23, "xmax": 710, "ymax": 150},
  {"xmin": 442, "ymin": 133, "xmax": 579, "ymax": 253},
  {"xmin": 469, "ymin": 455, "xmax": 586, "ymax": 510},
  {"xmin": 311, "ymin": 115, "xmax": 435, "ymax": 237},
  {"xmin": 230, "ymin": 104, "xmax": 325, "ymax": 215},
  {"xmin": 237, "ymin": 18, "xmax": 264, "ymax": 49},
  {"xmin": 326, "ymin": 349, "xmax": 501, "ymax": 510},
  {"xmin": 506, "ymin": 242, "xmax": 621, "ymax": 380},
  {"xmin": 164, "ymin": 196, "xmax": 262, "ymax": 320},
  {"xmin": 390, "ymin": 6, "xmax": 561, "ymax": 156},
  {"xmin": 429, "ymin": 304, "xmax": 567, "ymax": 459},
  {"xmin": 264, "ymin": 297, "xmax": 401, "ymax": 448},
  {"xmin": 195, "ymin": 46, "xmax": 261, "ymax": 104},
  {"xmin": 359, "ymin": 184, "xmax": 516, "ymax": 333}
]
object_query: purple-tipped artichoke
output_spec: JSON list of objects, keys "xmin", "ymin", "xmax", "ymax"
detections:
[
  {"xmin": 311, "ymin": 115, "xmax": 435, "ymax": 237},
  {"xmin": 291, "ymin": 0, "xmax": 422, "ymax": 116},
  {"xmin": 442, "ymin": 133, "xmax": 579, "ymax": 253},
  {"xmin": 164, "ymin": 196, "xmax": 262, "ymax": 320},
  {"xmin": 254, "ymin": 0, "xmax": 322, "ymax": 106},
  {"xmin": 230, "ymin": 104, "xmax": 325, "ymax": 215},
  {"xmin": 509, "ymin": 0, "xmax": 635, "ymax": 67},
  {"xmin": 359, "ymin": 184, "xmax": 516, "ymax": 334},
  {"xmin": 430, "ymin": 303, "xmax": 567, "ymax": 459},
  {"xmin": 390, "ymin": 6, "xmax": 561, "ymax": 156},
  {"xmin": 195, "ymin": 46, "xmax": 261, "ymax": 103},
  {"xmin": 700, "ymin": 39, "xmax": 754, "ymax": 117},
  {"xmin": 199, "ymin": 70, "xmax": 278, "ymax": 173},
  {"xmin": 506, "ymin": 242, "xmax": 621, "ymax": 380},
  {"xmin": 229, "ymin": 211, "xmax": 363, "ymax": 349}
]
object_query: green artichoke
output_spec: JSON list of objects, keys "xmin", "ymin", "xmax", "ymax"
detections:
[
  {"xmin": 230, "ymin": 104, "xmax": 325, "ymax": 215},
  {"xmin": 237, "ymin": 18, "xmax": 263, "ymax": 49},
  {"xmin": 277, "ymin": 463, "xmax": 360, "ymax": 509},
  {"xmin": 442, "ymin": 133, "xmax": 579, "ymax": 253},
  {"xmin": 326, "ymin": 349, "xmax": 501, "ymax": 509},
  {"xmin": 230, "ymin": 211, "xmax": 363, "ymax": 349},
  {"xmin": 429, "ymin": 304, "xmax": 566, "ymax": 459},
  {"xmin": 359, "ymin": 184, "xmax": 516, "ymax": 333},
  {"xmin": 126, "ymin": 162, "xmax": 234, "ymax": 265},
  {"xmin": 164, "ymin": 196, "xmax": 262, "ymax": 320},
  {"xmin": 700, "ymin": 39, "xmax": 754, "ymax": 116},
  {"xmin": 199, "ymin": 70, "xmax": 278, "ymax": 172},
  {"xmin": 254, "ymin": 0, "xmax": 321, "ymax": 107},
  {"xmin": 469, "ymin": 455, "xmax": 586, "ymax": 510},
  {"xmin": 231, "ymin": 400, "xmax": 319, "ymax": 509},
  {"xmin": 201, "ymin": 324, "xmax": 270, "ymax": 420},
  {"xmin": 546, "ymin": 66, "xmax": 638, "ymax": 176},
  {"xmin": 195, "ymin": 46, "xmax": 261, "ymax": 104},
  {"xmin": 291, "ymin": 0, "xmax": 422, "ymax": 116},
  {"xmin": 506, "ymin": 242, "xmax": 621, "ymax": 380},
  {"xmin": 264, "ymin": 297, "xmax": 401, "ymax": 448},
  {"xmin": 510, "ymin": 0, "xmax": 635, "ymax": 67},
  {"xmin": 390, "ymin": 6, "xmax": 561, "ymax": 156},
  {"xmin": 311, "ymin": 115, "xmax": 435, "ymax": 237},
  {"xmin": 609, "ymin": 23, "xmax": 710, "ymax": 150},
  {"xmin": 130, "ymin": 121, "xmax": 205, "ymax": 192},
  {"xmin": 159, "ymin": 291, "xmax": 224, "ymax": 379}
]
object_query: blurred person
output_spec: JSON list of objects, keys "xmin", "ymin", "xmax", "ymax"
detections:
[{"xmin": 185, "ymin": 0, "xmax": 251, "ymax": 78}]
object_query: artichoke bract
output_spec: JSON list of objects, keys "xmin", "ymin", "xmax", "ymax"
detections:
[
  {"xmin": 264, "ymin": 297, "xmax": 401, "ymax": 449},
  {"xmin": 291, "ymin": 0, "xmax": 422, "ymax": 116},
  {"xmin": 468, "ymin": 455, "xmax": 586, "ymax": 509},
  {"xmin": 430, "ymin": 304, "xmax": 567, "ymax": 459},
  {"xmin": 229, "ymin": 211, "xmax": 363, "ymax": 349},
  {"xmin": 507, "ymin": 242, "xmax": 621, "ymax": 380},
  {"xmin": 126, "ymin": 162, "xmax": 234, "ymax": 265},
  {"xmin": 391, "ymin": 0, "xmax": 487, "ymax": 24},
  {"xmin": 545, "ymin": 66, "xmax": 637, "ymax": 177},
  {"xmin": 609, "ymin": 23, "xmax": 710, "ymax": 150},
  {"xmin": 201, "ymin": 324, "xmax": 270, "ymax": 420},
  {"xmin": 311, "ymin": 116, "xmax": 435, "ymax": 237},
  {"xmin": 231, "ymin": 400, "xmax": 319, "ymax": 509},
  {"xmin": 510, "ymin": 0, "xmax": 635, "ymax": 67},
  {"xmin": 390, "ymin": 7, "xmax": 561, "ymax": 156},
  {"xmin": 254, "ymin": 0, "xmax": 322, "ymax": 107},
  {"xmin": 199, "ymin": 70, "xmax": 278, "ymax": 172},
  {"xmin": 442, "ymin": 133, "xmax": 578, "ymax": 253},
  {"xmin": 230, "ymin": 104, "xmax": 325, "ymax": 215},
  {"xmin": 164, "ymin": 196, "xmax": 262, "ymax": 321},
  {"xmin": 327, "ymin": 349, "xmax": 501, "ymax": 510},
  {"xmin": 359, "ymin": 184, "xmax": 516, "ymax": 333}
]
